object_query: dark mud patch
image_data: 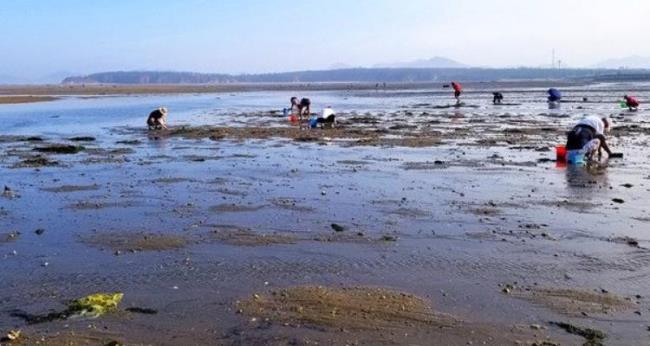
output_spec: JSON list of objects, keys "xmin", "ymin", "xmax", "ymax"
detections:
[
  {"xmin": 335, "ymin": 159, "xmax": 372, "ymax": 166},
  {"xmin": 66, "ymin": 200, "xmax": 138, "ymax": 210},
  {"xmin": 215, "ymin": 187, "xmax": 248, "ymax": 196},
  {"xmin": 68, "ymin": 136, "xmax": 96, "ymax": 142},
  {"xmin": 34, "ymin": 144, "xmax": 85, "ymax": 154},
  {"xmin": 237, "ymin": 286, "xmax": 456, "ymax": 330},
  {"xmin": 116, "ymin": 139, "xmax": 142, "ymax": 145},
  {"xmin": 151, "ymin": 177, "xmax": 196, "ymax": 184},
  {"xmin": 512, "ymin": 287, "xmax": 635, "ymax": 316},
  {"xmin": 85, "ymin": 147, "xmax": 135, "ymax": 156},
  {"xmin": 82, "ymin": 231, "xmax": 189, "ymax": 252},
  {"xmin": 41, "ymin": 184, "xmax": 100, "ymax": 193},
  {"xmin": 0, "ymin": 231, "xmax": 20, "ymax": 244},
  {"xmin": 209, "ymin": 226, "xmax": 297, "ymax": 246},
  {"xmin": 535, "ymin": 199, "xmax": 601, "ymax": 212},
  {"xmin": 269, "ymin": 198, "xmax": 315, "ymax": 212},
  {"xmin": 6, "ymin": 330, "xmax": 123, "ymax": 346},
  {"xmin": 469, "ymin": 207, "xmax": 502, "ymax": 216},
  {"xmin": 0, "ymin": 135, "xmax": 44, "ymax": 143},
  {"xmin": 163, "ymin": 126, "xmax": 445, "ymax": 148},
  {"xmin": 211, "ymin": 203, "xmax": 264, "ymax": 213},
  {"xmin": 608, "ymin": 236, "xmax": 642, "ymax": 248},
  {"xmin": 385, "ymin": 207, "xmax": 430, "ymax": 218},
  {"xmin": 401, "ymin": 161, "xmax": 448, "ymax": 170},
  {"xmin": 13, "ymin": 155, "xmax": 58, "ymax": 168},
  {"xmin": 551, "ymin": 321, "xmax": 606, "ymax": 346}
]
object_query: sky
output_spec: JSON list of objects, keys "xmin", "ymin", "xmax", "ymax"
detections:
[{"xmin": 1, "ymin": 0, "xmax": 650, "ymax": 81}]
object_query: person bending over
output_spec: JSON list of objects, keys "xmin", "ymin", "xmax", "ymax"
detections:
[
  {"xmin": 623, "ymin": 95, "xmax": 639, "ymax": 111},
  {"xmin": 147, "ymin": 107, "xmax": 168, "ymax": 130},
  {"xmin": 290, "ymin": 97, "xmax": 311, "ymax": 126},
  {"xmin": 451, "ymin": 81, "xmax": 463, "ymax": 104},
  {"xmin": 493, "ymin": 92, "xmax": 504, "ymax": 105},
  {"xmin": 548, "ymin": 88, "xmax": 562, "ymax": 103},
  {"xmin": 317, "ymin": 106, "xmax": 336, "ymax": 128},
  {"xmin": 566, "ymin": 115, "xmax": 612, "ymax": 162}
]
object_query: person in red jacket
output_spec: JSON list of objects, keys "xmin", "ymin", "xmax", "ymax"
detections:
[
  {"xmin": 451, "ymin": 82, "xmax": 462, "ymax": 104},
  {"xmin": 623, "ymin": 95, "xmax": 639, "ymax": 111}
]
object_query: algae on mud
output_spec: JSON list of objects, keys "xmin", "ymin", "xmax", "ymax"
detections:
[{"xmin": 237, "ymin": 285, "xmax": 456, "ymax": 330}]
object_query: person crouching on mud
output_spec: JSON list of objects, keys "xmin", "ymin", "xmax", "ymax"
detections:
[
  {"xmin": 147, "ymin": 107, "xmax": 169, "ymax": 130},
  {"xmin": 566, "ymin": 115, "xmax": 612, "ymax": 162},
  {"xmin": 290, "ymin": 97, "xmax": 311, "ymax": 127}
]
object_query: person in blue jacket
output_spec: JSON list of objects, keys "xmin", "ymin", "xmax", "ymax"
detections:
[{"xmin": 548, "ymin": 88, "xmax": 562, "ymax": 102}]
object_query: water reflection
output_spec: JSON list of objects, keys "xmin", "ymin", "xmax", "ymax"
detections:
[{"xmin": 565, "ymin": 162, "xmax": 609, "ymax": 193}]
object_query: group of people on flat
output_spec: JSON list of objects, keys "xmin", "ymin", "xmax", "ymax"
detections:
[
  {"xmin": 449, "ymin": 81, "xmax": 641, "ymax": 111},
  {"xmin": 145, "ymin": 82, "xmax": 634, "ymax": 165}
]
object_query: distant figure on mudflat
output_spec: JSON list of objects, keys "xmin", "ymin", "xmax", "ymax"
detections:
[
  {"xmin": 566, "ymin": 115, "xmax": 612, "ymax": 163},
  {"xmin": 623, "ymin": 95, "xmax": 639, "ymax": 111},
  {"xmin": 451, "ymin": 81, "xmax": 463, "ymax": 104},
  {"xmin": 547, "ymin": 88, "xmax": 562, "ymax": 103},
  {"xmin": 290, "ymin": 97, "xmax": 311, "ymax": 126},
  {"xmin": 492, "ymin": 92, "xmax": 504, "ymax": 105},
  {"xmin": 147, "ymin": 107, "xmax": 168, "ymax": 130}
]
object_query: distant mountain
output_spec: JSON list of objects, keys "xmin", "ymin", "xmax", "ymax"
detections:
[
  {"xmin": 375, "ymin": 56, "xmax": 468, "ymax": 69},
  {"xmin": 593, "ymin": 56, "xmax": 650, "ymax": 69}
]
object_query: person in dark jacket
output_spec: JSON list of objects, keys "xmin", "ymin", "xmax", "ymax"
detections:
[
  {"xmin": 492, "ymin": 92, "xmax": 504, "ymax": 104},
  {"xmin": 147, "ymin": 107, "xmax": 168, "ymax": 130},
  {"xmin": 548, "ymin": 88, "xmax": 562, "ymax": 102}
]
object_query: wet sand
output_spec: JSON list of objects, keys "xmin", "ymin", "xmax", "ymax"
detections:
[{"xmin": 0, "ymin": 84, "xmax": 649, "ymax": 345}]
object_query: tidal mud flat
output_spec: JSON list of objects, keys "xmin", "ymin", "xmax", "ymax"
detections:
[{"xmin": 0, "ymin": 84, "xmax": 649, "ymax": 345}]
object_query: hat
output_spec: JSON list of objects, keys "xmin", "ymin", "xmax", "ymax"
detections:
[{"xmin": 159, "ymin": 107, "xmax": 168, "ymax": 114}]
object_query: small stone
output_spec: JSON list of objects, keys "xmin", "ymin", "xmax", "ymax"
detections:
[
  {"xmin": 331, "ymin": 224, "xmax": 345, "ymax": 232},
  {"xmin": 35, "ymin": 228, "xmax": 45, "ymax": 235},
  {"xmin": 42, "ymin": 261, "xmax": 49, "ymax": 267},
  {"xmin": 612, "ymin": 198, "xmax": 625, "ymax": 204}
]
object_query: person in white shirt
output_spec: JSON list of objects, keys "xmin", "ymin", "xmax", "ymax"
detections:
[
  {"xmin": 566, "ymin": 115, "xmax": 612, "ymax": 162},
  {"xmin": 316, "ymin": 106, "xmax": 336, "ymax": 128}
]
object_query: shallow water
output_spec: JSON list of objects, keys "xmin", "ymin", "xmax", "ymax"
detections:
[{"xmin": 0, "ymin": 82, "xmax": 649, "ymax": 345}]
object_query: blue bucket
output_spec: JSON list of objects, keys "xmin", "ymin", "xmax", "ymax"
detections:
[
  {"xmin": 567, "ymin": 152, "xmax": 584, "ymax": 165},
  {"xmin": 309, "ymin": 117, "xmax": 318, "ymax": 128}
]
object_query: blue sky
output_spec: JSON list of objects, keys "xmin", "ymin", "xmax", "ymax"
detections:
[{"xmin": 1, "ymin": 0, "xmax": 649, "ymax": 81}]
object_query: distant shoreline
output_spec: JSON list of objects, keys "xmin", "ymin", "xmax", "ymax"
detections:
[
  {"xmin": 0, "ymin": 95, "xmax": 60, "ymax": 105},
  {"xmin": 0, "ymin": 81, "xmax": 588, "ymax": 97}
]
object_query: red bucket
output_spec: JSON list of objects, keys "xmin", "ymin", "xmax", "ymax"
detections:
[
  {"xmin": 556, "ymin": 145, "xmax": 567, "ymax": 162},
  {"xmin": 288, "ymin": 115, "xmax": 298, "ymax": 123}
]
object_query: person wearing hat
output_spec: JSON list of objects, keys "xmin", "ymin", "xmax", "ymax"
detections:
[{"xmin": 147, "ymin": 107, "xmax": 169, "ymax": 130}]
